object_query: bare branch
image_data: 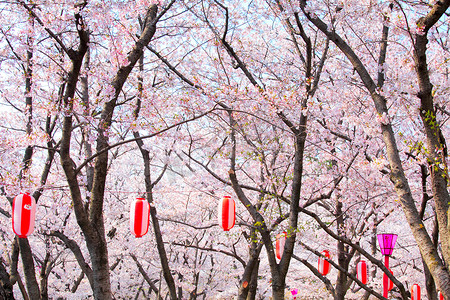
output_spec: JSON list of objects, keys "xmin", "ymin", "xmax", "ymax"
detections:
[
  {"xmin": 47, "ymin": 230, "xmax": 94, "ymax": 289},
  {"xmin": 173, "ymin": 241, "xmax": 246, "ymax": 267},
  {"xmin": 130, "ymin": 254, "xmax": 162, "ymax": 300}
]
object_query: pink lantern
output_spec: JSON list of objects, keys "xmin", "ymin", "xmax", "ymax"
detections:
[
  {"xmin": 356, "ymin": 260, "xmax": 368, "ymax": 284},
  {"xmin": 377, "ymin": 233, "xmax": 398, "ymax": 256},
  {"xmin": 12, "ymin": 193, "xmax": 36, "ymax": 238},
  {"xmin": 291, "ymin": 288, "xmax": 298, "ymax": 299},
  {"xmin": 130, "ymin": 197, "xmax": 150, "ymax": 238},
  {"xmin": 218, "ymin": 196, "xmax": 235, "ymax": 231},
  {"xmin": 378, "ymin": 233, "xmax": 397, "ymax": 297},
  {"xmin": 438, "ymin": 291, "xmax": 444, "ymax": 300},
  {"xmin": 411, "ymin": 284, "xmax": 420, "ymax": 300},
  {"xmin": 318, "ymin": 250, "xmax": 331, "ymax": 276},
  {"xmin": 276, "ymin": 232, "xmax": 286, "ymax": 260}
]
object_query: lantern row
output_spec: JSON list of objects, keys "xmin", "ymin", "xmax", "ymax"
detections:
[
  {"xmin": 10, "ymin": 194, "xmax": 446, "ymax": 299},
  {"xmin": 11, "ymin": 193, "xmax": 236, "ymax": 238},
  {"xmin": 276, "ymin": 232, "xmax": 442, "ymax": 299}
]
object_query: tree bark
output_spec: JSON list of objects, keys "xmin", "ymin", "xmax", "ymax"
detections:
[
  {"xmin": 247, "ymin": 258, "xmax": 259, "ymax": 300},
  {"xmin": 335, "ymin": 201, "xmax": 349, "ymax": 300},
  {"xmin": 238, "ymin": 240, "xmax": 262, "ymax": 300},
  {"xmin": 17, "ymin": 238, "xmax": 40, "ymax": 300},
  {"xmin": 0, "ymin": 259, "xmax": 14, "ymax": 300},
  {"xmin": 413, "ymin": 1, "xmax": 450, "ymax": 269}
]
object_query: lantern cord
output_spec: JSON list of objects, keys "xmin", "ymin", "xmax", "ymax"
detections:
[{"xmin": 0, "ymin": 182, "xmax": 224, "ymax": 197}]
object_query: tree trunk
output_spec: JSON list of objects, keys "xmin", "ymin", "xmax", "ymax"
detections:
[
  {"xmin": 18, "ymin": 238, "xmax": 40, "ymax": 300},
  {"xmin": 238, "ymin": 241, "xmax": 262, "ymax": 300},
  {"xmin": 271, "ymin": 275, "xmax": 285, "ymax": 300},
  {"xmin": 246, "ymin": 259, "xmax": 259, "ymax": 300},
  {"xmin": 0, "ymin": 259, "xmax": 14, "ymax": 300},
  {"xmin": 86, "ymin": 234, "xmax": 111, "ymax": 299},
  {"xmin": 335, "ymin": 201, "xmax": 348, "ymax": 300}
]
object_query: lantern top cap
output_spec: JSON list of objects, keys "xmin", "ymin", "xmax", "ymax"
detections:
[
  {"xmin": 377, "ymin": 233, "xmax": 398, "ymax": 256},
  {"xmin": 136, "ymin": 197, "xmax": 145, "ymax": 200},
  {"xmin": 223, "ymin": 195, "xmax": 231, "ymax": 198}
]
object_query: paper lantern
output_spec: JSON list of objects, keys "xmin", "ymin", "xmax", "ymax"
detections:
[
  {"xmin": 383, "ymin": 269, "xmax": 394, "ymax": 292},
  {"xmin": 318, "ymin": 250, "xmax": 331, "ymax": 276},
  {"xmin": 291, "ymin": 288, "xmax": 298, "ymax": 299},
  {"xmin": 356, "ymin": 260, "xmax": 368, "ymax": 284},
  {"xmin": 438, "ymin": 291, "xmax": 444, "ymax": 300},
  {"xmin": 218, "ymin": 196, "xmax": 235, "ymax": 231},
  {"xmin": 12, "ymin": 193, "xmax": 36, "ymax": 238},
  {"xmin": 130, "ymin": 197, "xmax": 150, "ymax": 238},
  {"xmin": 411, "ymin": 284, "xmax": 420, "ymax": 300},
  {"xmin": 377, "ymin": 233, "xmax": 398, "ymax": 256},
  {"xmin": 275, "ymin": 232, "xmax": 286, "ymax": 260}
]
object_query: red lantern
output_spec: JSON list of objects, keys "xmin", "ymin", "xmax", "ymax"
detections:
[
  {"xmin": 318, "ymin": 250, "xmax": 331, "ymax": 276},
  {"xmin": 218, "ymin": 196, "xmax": 235, "ymax": 231},
  {"xmin": 411, "ymin": 284, "xmax": 420, "ymax": 300},
  {"xmin": 383, "ymin": 269, "xmax": 394, "ymax": 293},
  {"xmin": 130, "ymin": 197, "xmax": 150, "ymax": 238},
  {"xmin": 356, "ymin": 260, "xmax": 368, "ymax": 284},
  {"xmin": 12, "ymin": 193, "xmax": 36, "ymax": 238},
  {"xmin": 438, "ymin": 291, "xmax": 444, "ymax": 300},
  {"xmin": 275, "ymin": 232, "xmax": 286, "ymax": 260}
]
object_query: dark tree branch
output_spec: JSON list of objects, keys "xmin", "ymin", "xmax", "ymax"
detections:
[
  {"xmin": 47, "ymin": 231, "xmax": 94, "ymax": 289},
  {"xmin": 130, "ymin": 254, "xmax": 162, "ymax": 300},
  {"xmin": 17, "ymin": 1, "xmax": 71, "ymax": 57},
  {"xmin": 173, "ymin": 242, "xmax": 247, "ymax": 267},
  {"xmin": 75, "ymin": 107, "xmax": 216, "ymax": 174}
]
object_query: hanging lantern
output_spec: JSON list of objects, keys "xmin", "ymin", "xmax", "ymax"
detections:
[
  {"xmin": 218, "ymin": 196, "xmax": 235, "ymax": 231},
  {"xmin": 438, "ymin": 291, "xmax": 444, "ymax": 300},
  {"xmin": 130, "ymin": 197, "xmax": 150, "ymax": 238},
  {"xmin": 377, "ymin": 233, "xmax": 398, "ymax": 256},
  {"xmin": 356, "ymin": 260, "xmax": 368, "ymax": 284},
  {"xmin": 291, "ymin": 288, "xmax": 298, "ymax": 300},
  {"xmin": 378, "ymin": 233, "xmax": 397, "ymax": 297},
  {"xmin": 411, "ymin": 284, "xmax": 420, "ymax": 300},
  {"xmin": 12, "ymin": 193, "xmax": 36, "ymax": 238},
  {"xmin": 318, "ymin": 250, "xmax": 331, "ymax": 276},
  {"xmin": 275, "ymin": 232, "xmax": 286, "ymax": 260},
  {"xmin": 383, "ymin": 269, "xmax": 394, "ymax": 292}
]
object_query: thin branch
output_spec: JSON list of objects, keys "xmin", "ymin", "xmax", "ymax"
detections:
[
  {"xmin": 292, "ymin": 254, "xmax": 336, "ymax": 297},
  {"xmin": 17, "ymin": 1, "xmax": 71, "ymax": 56},
  {"xmin": 130, "ymin": 254, "xmax": 162, "ymax": 300},
  {"xmin": 173, "ymin": 241, "xmax": 246, "ymax": 267},
  {"xmin": 47, "ymin": 230, "xmax": 94, "ymax": 288},
  {"xmin": 75, "ymin": 107, "xmax": 217, "ymax": 174},
  {"xmin": 159, "ymin": 217, "xmax": 218, "ymax": 230}
]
